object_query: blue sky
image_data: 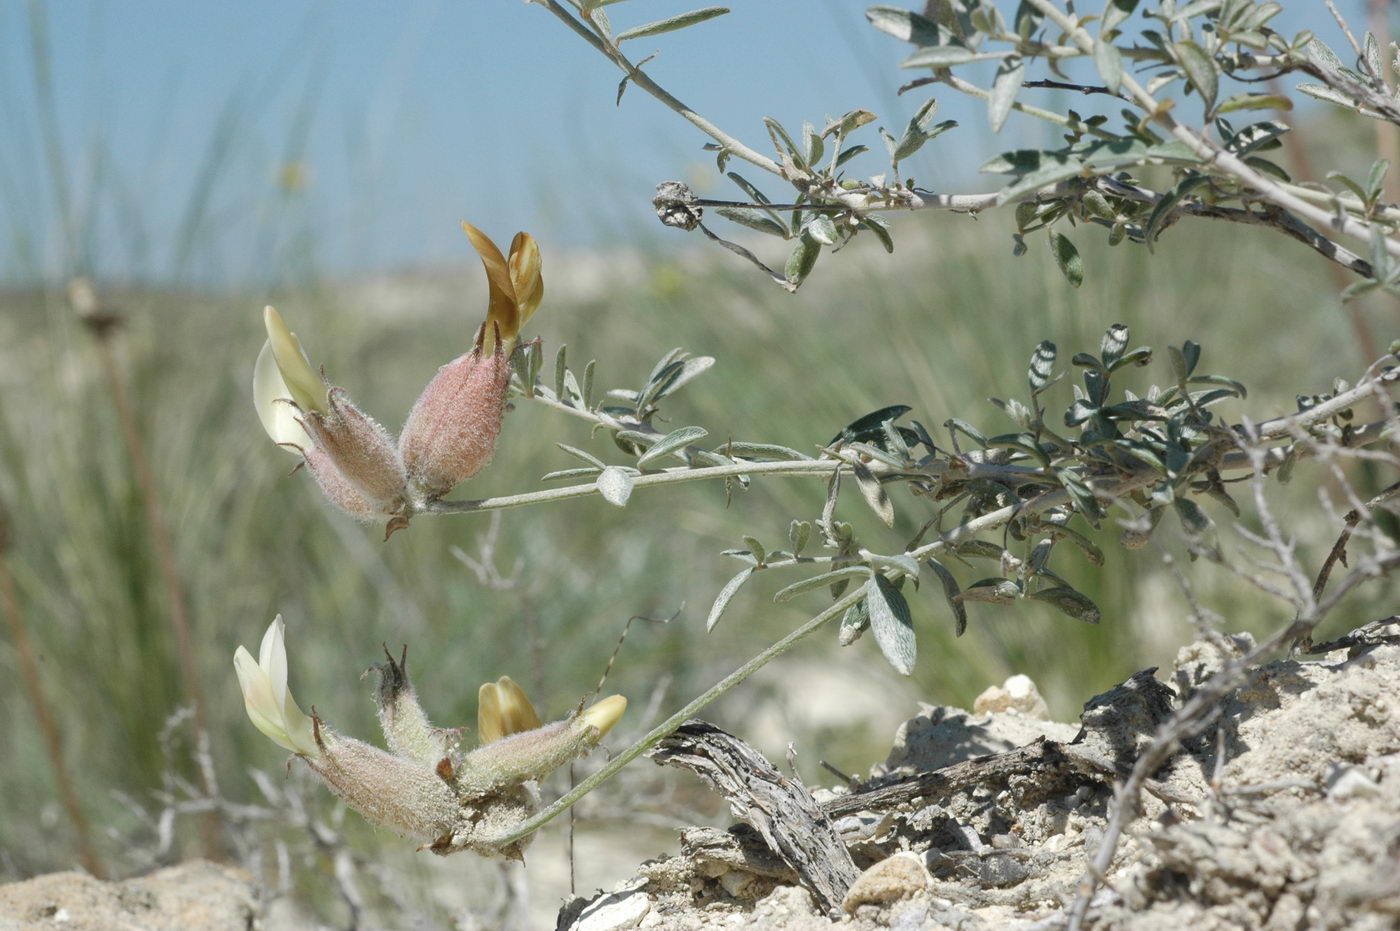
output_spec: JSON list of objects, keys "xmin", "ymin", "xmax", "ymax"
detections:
[{"xmin": 0, "ymin": 0, "xmax": 1353, "ymax": 283}]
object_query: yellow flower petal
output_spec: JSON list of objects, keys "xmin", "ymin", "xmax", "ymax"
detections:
[
  {"xmin": 461, "ymin": 222, "xmax": 519, "ymax": 354},
  {"xmin": 577, "ymin": 694, "xmax": 627, "ymax": 738},
  {"xmin": 507, "ymin": 232, "xmax": 544, "ymax": 330}
]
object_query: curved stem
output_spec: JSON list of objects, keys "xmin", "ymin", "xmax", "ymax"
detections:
[{"xmin": 484, "ymin": 586, "xmax": 868, "ymax": 847}]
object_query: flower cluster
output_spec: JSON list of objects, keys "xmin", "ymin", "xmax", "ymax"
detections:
[
  {"xmin": 234, "ymin": 618, "xmax": 626, "ymax": 860},
  {"xmin": 252, "ymin": 223, "xmax": 544, "ymax": 535}
]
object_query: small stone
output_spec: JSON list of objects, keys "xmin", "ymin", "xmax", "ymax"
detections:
[
  {"xmin": 1327, "ymin": 766, "xmax": 1380, "ymax": 800},
  {"xmin": 841, "ymin": 852, "xmax": 931, "ymax": 913},
  {"xmin": 973, "ymin": 674, "xmax": 1050, "ymax": 719},
  {"xmin": 574, "ymin": 890, "xmax": 651, "ymax": 931}
]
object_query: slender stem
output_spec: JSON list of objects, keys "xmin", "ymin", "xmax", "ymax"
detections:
[
  {"xmin": 534, "ymin": 0, "xmax": 783, "ymax": 176},
  {"xmin": 423, "ymin": 458, "xmax": 840, "ymax": 514},
  {"xmin": 484, "ymin": 587, "xmax": 868, "ymax": 846},
  {"xmin": 0, "ymin": 510, "xmax": 105, "ymax": 878}
]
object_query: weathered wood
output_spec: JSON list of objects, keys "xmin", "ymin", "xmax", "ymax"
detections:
[
  {"xmin": 822, "ymin": 736, "xmax": 1195, "ymax": 820},
  {"xmin": 648, "ymin": 719, "xmax": 858, "ymax": 911}
]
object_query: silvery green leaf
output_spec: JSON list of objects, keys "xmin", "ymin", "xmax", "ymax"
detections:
[
  {"xmin": 881, "ymin": 419, "xmax": 911, "ymax": 460},
  {"xmin": 1028, "ymin": 340, "xmax": 1057, "ymax": 391},
  {"xmin": 954, "ymin": 541, "xmax": 1007, "ymax": 561},
  {"xmin": 836, "ymin": 144, "xmax": 870, "ymax": 167},
  {"xmin": 723, "ymin": 441, "xmax": 812, "ymax": 461},
  {"xmin": 1039, "ymin": 523, "xmax": 1105, "ymax": 566},
  {"xmin": 1216, "ymin": 93, "xmax": 1292, "ymax": 113},
  {"xmin": 557, "ymin": 443, "xmax": 607, "ymax": 468},
  {"xmin": 871, "ymin": 552, "xmax": 921, "ymax": 581},
  {"xmin": 789, "ymin": 520, "xmax": 811, "ymax": 555},
  {"xmin": 541, "ymin": 467, "xmax": 603, "ymax": 482},
  {"xmin": 820, "ymin": 465, "xmax": 841, "ymax": 544},
  {"xmin": 646, "ymin": 347, "xmax": 685, "ymax": 387},
  {"xmin": 868, "ymin": 576, "xmax": 917, "ymax": 675},
  {"xmin": 773, "ymin": 566, "xmax": 872, "ymax": 603},
  {"xmin": 1094, "ymin": 38, "xmax": 1123, "ymax": 94},
  {"xmin": 993, "ymin": 154, "xmax": 1084, "ymax": 204},
  {"xmin": 721, "ymin": 548, "xmax": 759, "ymax": 566},
  {"xmin": 742, "ymin": 536, "xmax": 766, "ymax": 566},
  {"xmin": 1102, "ymin": 0, "xmax": 1140, "ymax": 35},
  {"xmin": 838, "ymin": 598, "xmax": 870, "ymax": 645},
  {"xmin": 1028, "ymin": 586, "xmax": 1101, "ymax": 623},
  {"xmin": 1187, "ymin": 374, "xmax": 1247, "ymax": 398},
  {"xmin": 1109, "ymin": 346, "xmax": 1152, "ymax": 372},
  {"xmin": 901, "ymin": 45, "xmax": 978, "ymax": 68},
  {"xmin": 785, "ymin": 233, "xmax": 820, "ymax": 286},
  {"xmin": 715, "ymin": 207, "xmax": 789, "ymax": 238},
  {"xmin": 988, "ymin": 55, "xmax": 1025, "ymax": 133},
  {"xmin": 1049, "ymin": 232, "xmax": 1084, "ymax": 288},
  {"xmin": 590, "ymin": 6, "xmax": 613, "ymax": 39},
  {"xmin": 1173, "ymin": 496, "xmax": 1213, "ymax": 534},
  {"xmin": 562, "ymin": 368, "xmax": 584, "ymax": 407},
  {"xmin": 597, "ymin": 467, "xmax": 635, "ymax": 507},
  {"xmin": 866, "ymin": 5, "xmax": 943, "ymax": 44},
  {"xmin": 706, "ymin": 567, "xmax": 753, "ymax": 632},
  {"xmin": 803, "ymin": 121, "xmax": 825, "ymax": 165},
  {"xmin": 582, "ymin": 359, "xmax": 596, "ymax": 408},
  {"xmin": 1100, "ymin": 324, "xmax": 1130, "ymax": 366},
  {"xmin": 832, "ymin": 405, "xmax": 913, "ymax": 445},
  {"xmin": 638, "ymin": 425, "xmax": 709, "ymax": 467},
  {"xmin": 924, "ymin": 557, "xmax": 968, "ymax": 636},
  {"xmin": 807, "ymin": 215, "xmax": 839, "ymax": 245},
  {"xmin": 853, "ymin": 462, "xmax": 895, "ymax": 527},
  {"xmin": 821, "ymin": 108, "xmax": 878, "ymax": 138},
  {"xmin": 1365, "ymin": 31, "xmax": 1382, "ymax": 80},
  {"xmin": 1174, "ymin": 40, "xmax": 1218, "ymax": 110},
  {"xmin": 956, "ymin": 578, "xmax": 1022, "ymax": 604},
  {"xmin": 893, "ymin": 97, "xmax": 939, "ymax": 160},
  {"xmin": 1367, "ymin": 159, "xmax": 1390, "ymax": 201},
  {"xmin": 764, "ymin": 116, "xmax": 805, "ymax": 167},
  {"xmin": 554, "ymin": 344, "xmax": 568, "ymax": 400},
  {"xmin": 645, "ymin": 355, "xmax": 716, "ymax": 405},
  {"xmin": 945, "ymin": 417, "xmax": 988, "ymax": 447},
  {"xmin": 860, "ymin": 216, "xmax": 895, "ymax": 253},
  {"xmin": 616, "ymin": 6, "xmax": 729, "ymax": 42},
  {"xmin": 1305, "ymin": 36, "xmax": 1344, "ymax": 70}
]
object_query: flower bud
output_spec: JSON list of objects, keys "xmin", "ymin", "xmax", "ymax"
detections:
[
  {"xmin": 478, "ymin": 676, "xmax": 544, "ymax": 745},
  {"xmin": 396, "ymin": 224, "xmax": 544, "ymax": 500},
  {"xmin": 453, "ymin": 693, "xmax": 627, "ymax": 798}
]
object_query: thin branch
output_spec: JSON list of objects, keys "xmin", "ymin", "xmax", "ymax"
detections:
[{"xmin": 533, "ymin": 0, "xmax": 783, "ymax": 176}]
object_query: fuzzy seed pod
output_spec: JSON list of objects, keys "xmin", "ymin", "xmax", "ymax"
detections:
[
  {"xmin": 398, "ymin": 339, "xmax": 512, "ymax": 500},
  {"xmin": 301, "ymin": 387, "xmax": 408, "ymax": 514}
]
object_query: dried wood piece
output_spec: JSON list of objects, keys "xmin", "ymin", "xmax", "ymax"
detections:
[{"xmin": 648, "ymin": 719, "xmax": 858, "ymax": 911}]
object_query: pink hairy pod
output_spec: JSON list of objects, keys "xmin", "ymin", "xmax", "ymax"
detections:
[
  {"xmin": 300, "ymin": 387, "xmax": 408, "ymax": 515},
  {"xmin": 398, "ymin": 335, "xmax": 513, "ymax": 501}
]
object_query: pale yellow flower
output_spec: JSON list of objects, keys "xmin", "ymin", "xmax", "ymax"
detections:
[{"xmin": 234, "ymin": 616, "xmax": 318, "ymax": 757}]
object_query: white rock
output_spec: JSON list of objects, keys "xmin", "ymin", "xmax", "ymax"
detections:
[{"xmin": 574, "ymin": 891, "xmax": 651, "ymax": 931}]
